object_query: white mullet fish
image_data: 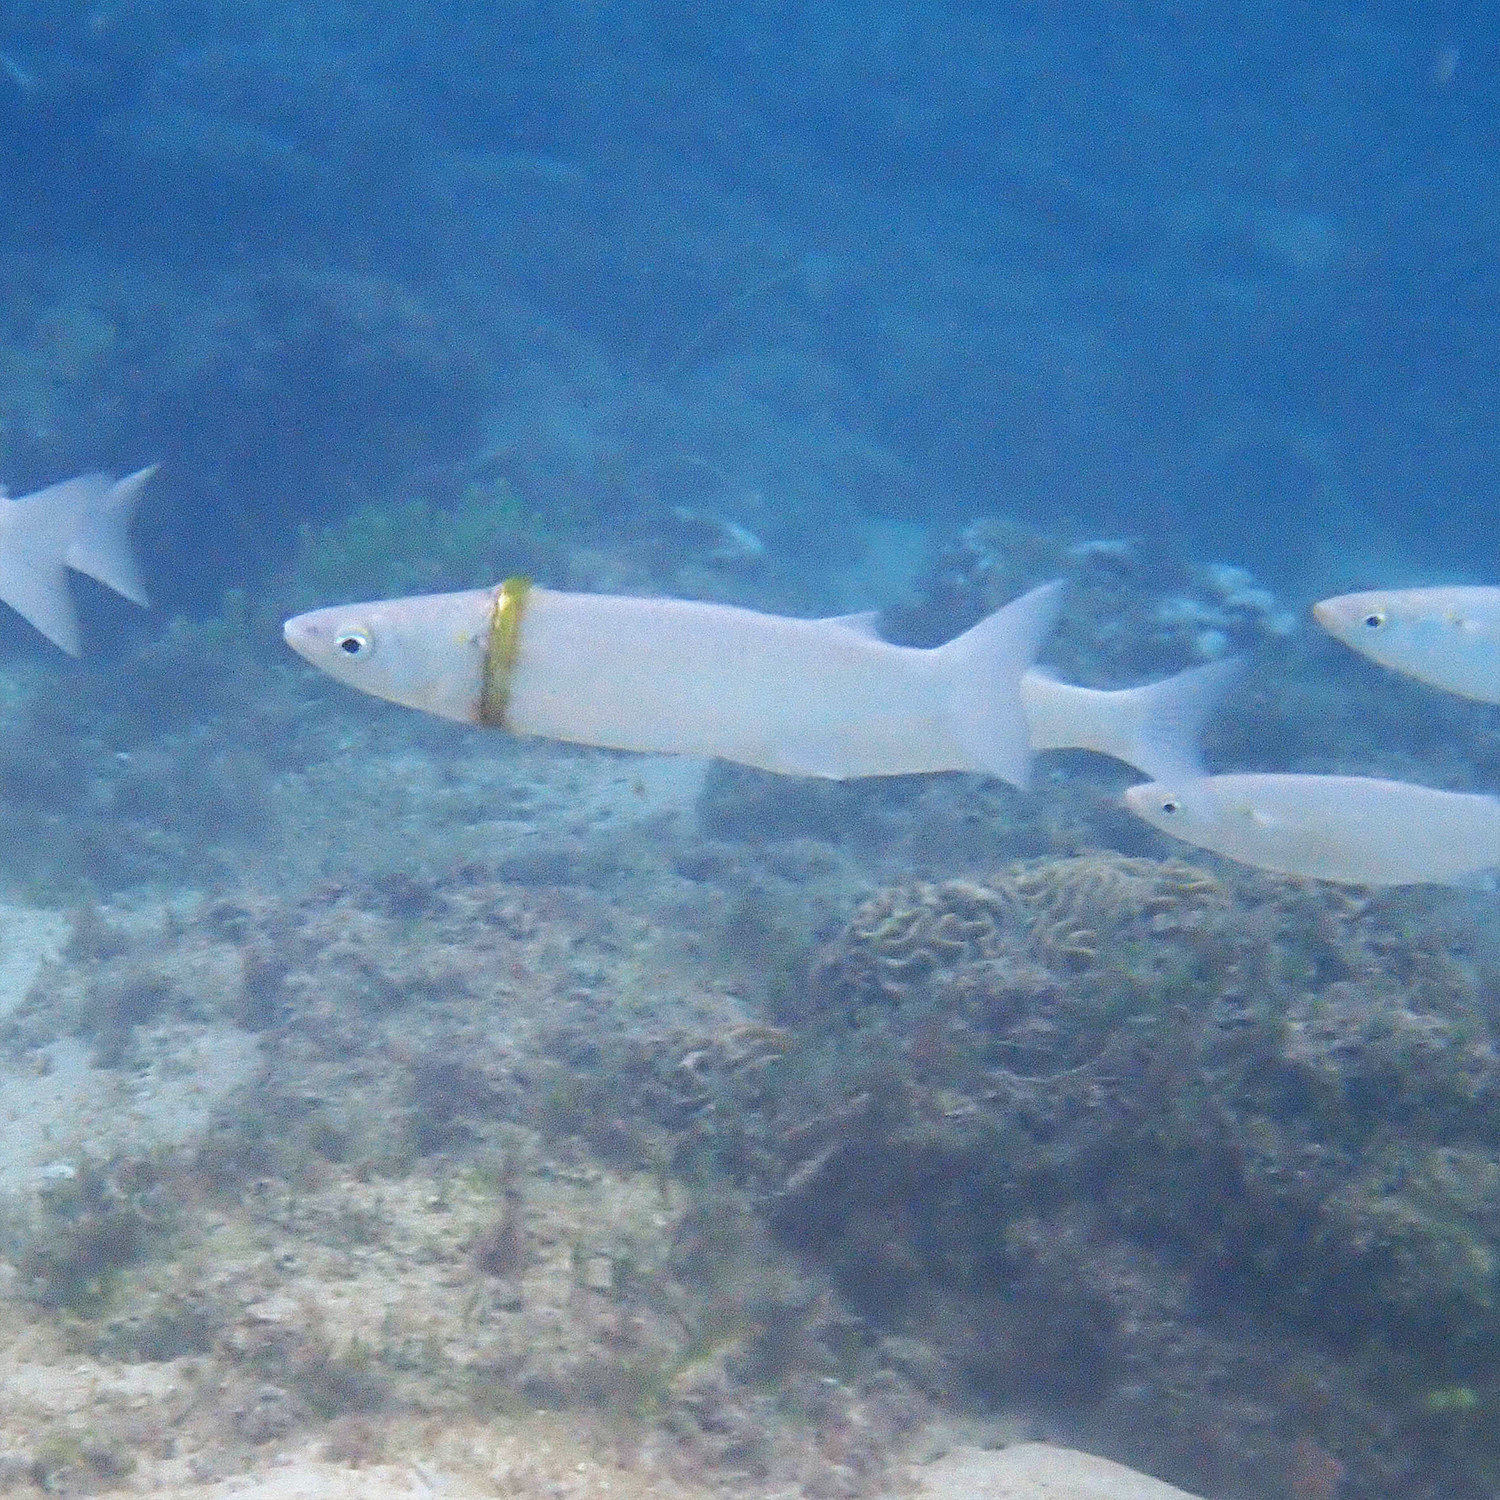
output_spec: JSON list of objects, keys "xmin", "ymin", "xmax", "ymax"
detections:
[
  {"xmin": 283, "ymin": 578, "xmax": 1234, "ymax": 785},
  {"xmin": 1314, "ymin": 585, "xmax": 1500, "ymax": 705},
  {"xmin": 1124, "ymin": 772, "xmax": 1500, "ymax": 886},
  {"xmin": 0, "ymin": 467, "xmax": 155, "ymax": 654}
]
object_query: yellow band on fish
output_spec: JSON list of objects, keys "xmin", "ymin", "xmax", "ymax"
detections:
[{"xmin": 479, "ymin": 576, "xmax": 532, "ymax": 728}]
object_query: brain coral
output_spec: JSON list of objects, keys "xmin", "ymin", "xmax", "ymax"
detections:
[{"xmin": 808, "ymin": 853, "xmax": 1228, "ymax": 1018}]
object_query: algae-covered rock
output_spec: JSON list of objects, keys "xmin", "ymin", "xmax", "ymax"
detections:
[
  {"xmin": 668, "ymin": 855, "xmax": 1500, "ymax": 1497},
  {"xmin": 12, "ymin": 844, "xmax": 1500, "ymax": 1500}
]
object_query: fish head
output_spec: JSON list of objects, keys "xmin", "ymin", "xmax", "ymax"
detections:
[
  {"xmin": 283, "ymin": 588, "xmax": 493, "ymax": 723},
  {"xmin": 1312, "ymin": 589, "xmax": 1401, "ymax": 649},
  {"xmin": 1123, "ymin": 777, "xmax": 1227, "ymax": 846},
  {"xmin": 1313, "ymin": 585, "xmax": 1500, "ymax": 703}
]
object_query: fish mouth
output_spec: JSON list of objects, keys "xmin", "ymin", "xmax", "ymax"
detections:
[
  {"xmin": 1310, "ymin": 600, "xmax": 1337, "ymax": 629},
  {"xmin": 282, "ymin": 612, "xmax": 318, "ymax": 659}
]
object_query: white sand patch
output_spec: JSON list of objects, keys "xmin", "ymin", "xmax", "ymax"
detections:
[
  {"xmin": 911, "ymin": 1442, "xmax": 1207, "ymax": 1500},
  {"xmin": 52, "ymin": 1436, "xmax": 1213, "ymax": 1500},
  {"xmin": 99, "ymin": 1461, "xmax": 437, "ymax": 1499},
  {"xmin": 41, "ymin": 1415, "xmax": 742, "ymax": 1500},
  {"xmin": 0, "ymin": 900, "xmax": 68, "ymax": 1017},
  {"xmin": 0, "ymin": 1024, "xmax": 259, "ymax": 1197},
  {"xmin": 0, "ymin": 900, "xmax": 259, "ymax": 1195}
]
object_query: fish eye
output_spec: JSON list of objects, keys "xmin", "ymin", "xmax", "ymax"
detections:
[
  {"xmin": 1159, "ymin": 798, "xmax": 1180, "ymax": 815},
  {"xmin": 336, "ymin": 630, "xmax": 372, "ymax": 657},
  {"xmin": 1362, "ymin": 611, "xmax": 1386, "ymax": 630}
]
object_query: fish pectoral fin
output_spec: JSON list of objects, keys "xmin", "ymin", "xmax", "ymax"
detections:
[{"xmin": 1237, "ymin": 802, "xmax": 1276, "ymax": 829}]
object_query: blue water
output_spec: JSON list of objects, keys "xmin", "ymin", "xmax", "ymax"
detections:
[{"xmin": 0, "ymin": 0, "xmax": 1493, "ymax": 605}]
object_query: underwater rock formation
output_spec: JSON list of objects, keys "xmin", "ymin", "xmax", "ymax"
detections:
[
  {"xmin": 9, "ymin": 845, "xmax": 1500, "ymax": 1499},
  {"xmin": 669, "ymin": 854, "xmax": 1500, "ymax": 1498}
]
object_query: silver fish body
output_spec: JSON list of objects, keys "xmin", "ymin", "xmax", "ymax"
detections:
[
  {"xmin": 1125, "ymin": 771, "xmax": 1500, "ymax": 886},
  {"xmin": 284, "ymin": 579, "xmax": 1235, "ymax": 785},
  {"xmin": 285, "ymin": 579, "xmax": 1063, "ymax": 784}
]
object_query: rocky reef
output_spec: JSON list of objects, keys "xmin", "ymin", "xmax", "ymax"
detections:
[
  {"xmin": 0, "ymin": 834, "xmax": 1497, "ymax": 1498},
  {"xmin": 728, "ymin": 857, "xmax": 1500, "ymax": 1499}
]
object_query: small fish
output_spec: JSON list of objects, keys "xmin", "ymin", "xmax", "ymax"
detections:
[
  {"xmin": 1124, "ymin": 771, "xmax": 1500, "ymax": 886},
  {"xmin": 0, "ymin": 467, "xmax": 155, "ymax": 655},
  {"xmin": 284, "ymin": 579, "xmax": 1233, "ymax": 785},
  {"xmin": 1314, "ymin": 585, "xmax": 1500, "ymax": 705}
]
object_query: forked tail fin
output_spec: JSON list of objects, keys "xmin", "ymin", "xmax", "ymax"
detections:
[
  {"xmin": 942, "ymin": 579, "xmax": 1066, "ymax": 788},
  {"xmin": 67, "ymin": 464, "xmax": 155, "ymax": 607},
  {"xmin": 1022, "ymin": 655, "xmax": 1246, "ymax": 782},
  {"xmin": 0, "ymin": 474, "xmax": 116, "ymax": 655}
]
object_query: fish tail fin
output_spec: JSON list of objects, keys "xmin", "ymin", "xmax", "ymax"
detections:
[
  {"xmin": 1084, "ymin": 656, "xmax": 1246, "ymax": 782},
  {"xmin": 1114, "ymin": 656, "xmax": 1245, "ymax": 781},
  {"xmin": 0, "ymin": 474, "xmax": 112, "ymax": 655},
  {"xmin": 1024, "ymin": 657, "xmax": 1246, "ymax": 781},
  {"xmin": 66, "ymin": 464, "xmax": 155, "ymax": 607},
  {"xmin": 943, "ymin": 579, "xmax": 1066, "ymax": 787}
]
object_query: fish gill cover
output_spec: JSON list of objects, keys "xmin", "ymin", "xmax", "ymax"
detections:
[{"xmin": 0, "ymin": 1, "xmax": 1493, "ymax": 1497}]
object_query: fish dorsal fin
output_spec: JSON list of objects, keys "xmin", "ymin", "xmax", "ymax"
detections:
[
  {"xmin": 67, "ymin": 464, "xmax": 155, "ymax": 606},
  {"xmin": 944, "ymin": 579, "xmax": 1067, "ymax": 789},
  {"xmin": 819, "ymin": 609, "xmax": 882, "ymax": 638}
]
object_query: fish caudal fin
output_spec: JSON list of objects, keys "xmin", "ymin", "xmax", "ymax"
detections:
[
  {"xmin": 1023, "ymin": 655, "xmax": 1246, "ymax": 782},
  {"xmin": 0, "ymin": 475, "xmax": 113, "ymax": 656},
  {"xmin": 1112, "ymin": 656, "xmax": 1246, "ymax": 781},
  {"xmin": 0, "ymin": 551, "xmax": 79, "ymax": 654},
  {"xmin": 66, "ymin": 464, "xmax": 154, "ymax": 607},
  {"xmin": 943, "ymin": 579, "xmax": 1066, "ymax": 788}
]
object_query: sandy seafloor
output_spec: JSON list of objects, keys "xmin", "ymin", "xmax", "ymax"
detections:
[
  {"xmin": 0, "ymin": 715, "xmax": 1232, "ymax": 1500},
  {"xmin": 0, "ymin": 740, "xmax": 840, "ymax": 1496},
  {"xmin": 0, "ymin": 744, "xmax": 716, "ymax": 1495}
]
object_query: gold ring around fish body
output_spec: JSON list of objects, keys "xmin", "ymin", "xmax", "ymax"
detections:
[{"xmin": 479, "ymin": 575, "xmax": 532, "ymax": 727}]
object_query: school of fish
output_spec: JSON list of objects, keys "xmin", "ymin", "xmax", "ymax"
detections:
[
  {"xmin": 280, "ymin": 567, "xmax": 1500, "ymax": 889},
  {"xmin": 5, "ymin": 462, "xmax": 1495, "ymax": 890}
]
